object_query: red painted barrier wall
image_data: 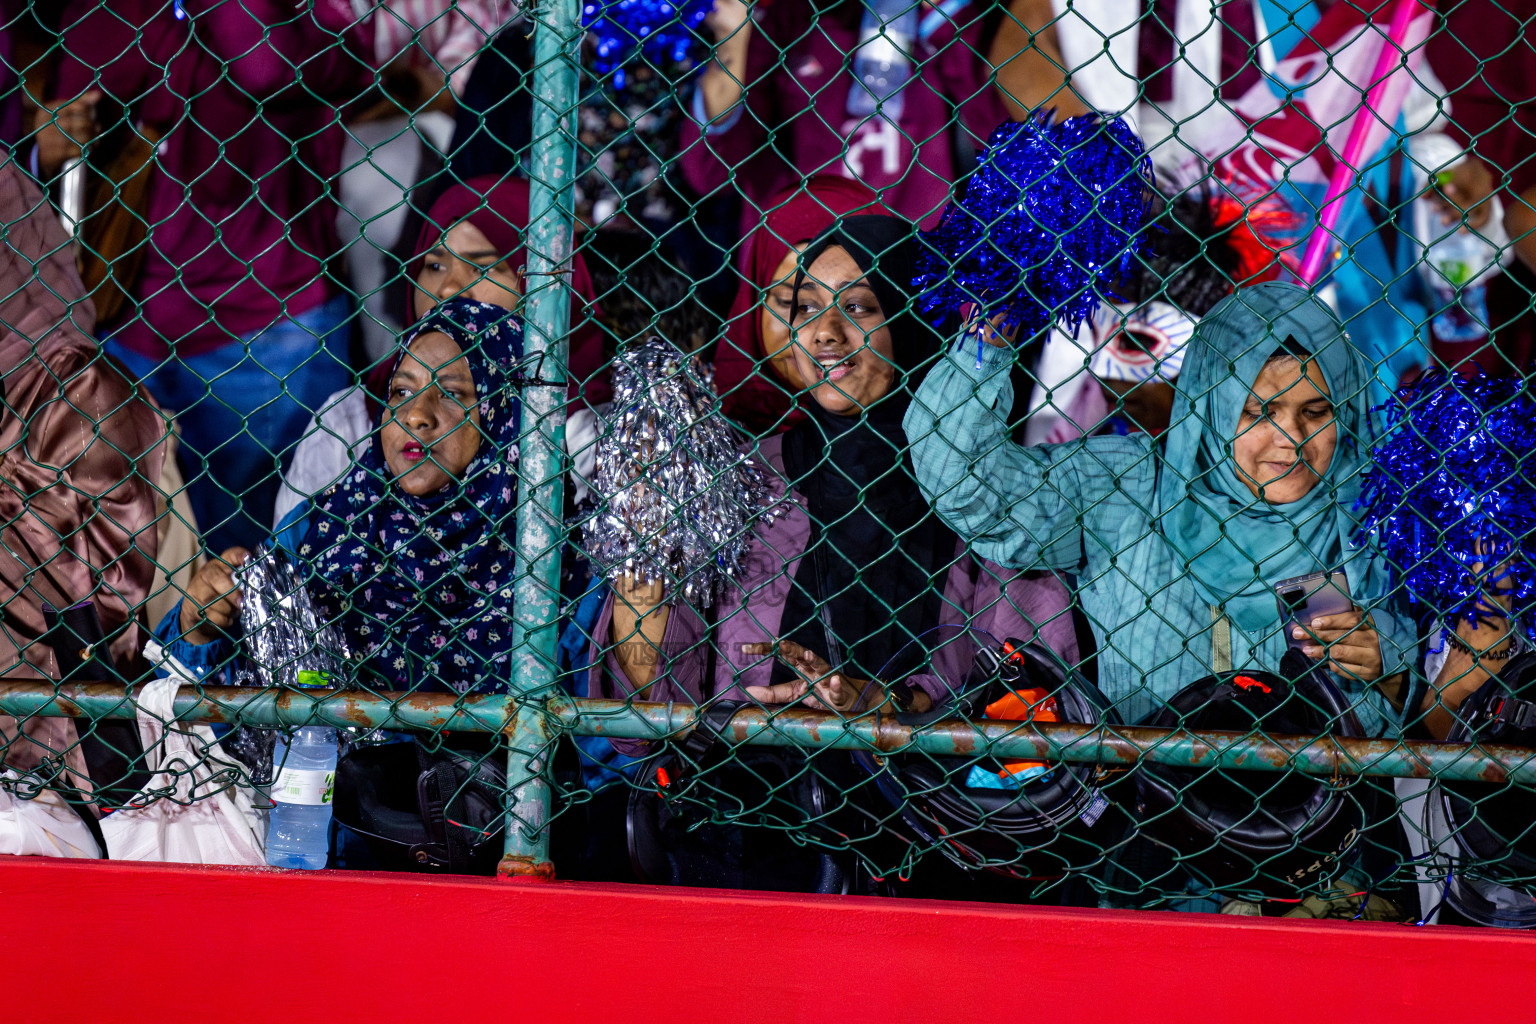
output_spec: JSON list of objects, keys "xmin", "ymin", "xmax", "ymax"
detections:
[{"xmin": 2, "ymin": 856, "xmax": 1532, "ymax": 1024}]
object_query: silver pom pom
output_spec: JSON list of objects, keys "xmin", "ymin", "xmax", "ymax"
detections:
[
  {"xmin": 584, "ymin": 337, "xmax": 774, "ymax": 606},
  {"xmin": 235, "ymin": 545, "xmax": 354, "ymax": 689}
]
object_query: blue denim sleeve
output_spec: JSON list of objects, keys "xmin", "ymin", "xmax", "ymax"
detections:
[
  {"xmin": 271, "ymin": 499, "xmax": 312, "ymax": 556},
  {"xmin": 689, "ymin": 85, "xmax": 745, "ymax": 136},
  {"xmin": 150, "ymin": 504, "xmax": 312, "ymax": 682},
  {"xmin": 151, "ymin": 599, "xmax": 233, "ymax": 682}
]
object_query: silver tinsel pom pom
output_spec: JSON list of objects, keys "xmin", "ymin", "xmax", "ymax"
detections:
[
  {"xmin": 235, "ymin": 545, "xmax": 354, "ymax": 689},
  {"xmin": 585, "ymin": 337, "xmax": 774, "ymax": 606}
]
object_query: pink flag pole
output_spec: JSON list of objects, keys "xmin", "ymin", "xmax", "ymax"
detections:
[{"xmin": 1296, "ymin": 0, "xmax": 1423, "ymax": 284}]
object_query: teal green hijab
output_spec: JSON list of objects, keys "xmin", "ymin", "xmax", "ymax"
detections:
[{"xmin": 1155, "ymin": 282, "xmax": 1387, "ymax": 632}]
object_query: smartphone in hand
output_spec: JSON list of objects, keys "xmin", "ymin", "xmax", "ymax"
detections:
[{"xmin": 1274, "ymin": 570, "xmax": 1352, "ymax": 657}]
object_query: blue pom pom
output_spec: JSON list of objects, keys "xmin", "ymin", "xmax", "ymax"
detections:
[
  {"xmin": 582, "ymin": 0, "xmax": 711, "ymax": 76},
  {"xmin": 914, "ymin": 111, "xmax": 1154, "ymax": 344},
  {"xmin": 1355, "ymin": 370, "xmax": 1536, "ymax": 638}
]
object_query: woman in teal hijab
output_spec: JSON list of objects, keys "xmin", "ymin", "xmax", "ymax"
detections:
[{"xmin": 905, "ymin": 281, "xmax": 1412, "ymax": 735}]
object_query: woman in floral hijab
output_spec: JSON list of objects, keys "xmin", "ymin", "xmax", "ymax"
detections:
[{"xmin": 160, "ymin": 299, "xmax": 528, "ymax": 694}]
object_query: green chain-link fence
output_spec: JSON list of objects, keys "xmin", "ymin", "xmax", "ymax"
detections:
[{"xmin": 2, "ymin": 0, "xmax": 1535, "ymax": 922}]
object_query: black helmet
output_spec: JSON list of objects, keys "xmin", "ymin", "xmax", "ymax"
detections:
[
  {"xmin": 333, "ymin": 740, "xmax": 506, "ymax": 874},
  {"xmin": 851, "ymin": 638, "xmax": 1127, "ymax": 881},
  {"xmin": 1134, "ymin": 650, "xmax": 1365, "ymax": 899},
  {"xmin": 627, "ymin": 703, "xmax": 848, "ymax": 893},
  {"xmin": 1436, "ymin": 651, "xmax": 1536, "ymax": 928}
]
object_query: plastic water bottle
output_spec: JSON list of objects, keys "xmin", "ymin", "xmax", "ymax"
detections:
[
  {"xmin": 1424, "ymin": 229, "xmax": 1493, "ymax": 344},
  {"xmin": 266, "ymin": 726, "xmax": 337, "ymax": 870},
  {"xmin": 1414, "ymin": 159, "xmax": 1498, "ymax": 346},
  {"xmin": 846, "ymin": 0, "xmax": 917, "ymax": 118}
]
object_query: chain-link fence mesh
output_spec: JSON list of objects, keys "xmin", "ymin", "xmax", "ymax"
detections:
[{"xmin": 2, "ymin": 0, "xmax": 1535, "ymax": 923}]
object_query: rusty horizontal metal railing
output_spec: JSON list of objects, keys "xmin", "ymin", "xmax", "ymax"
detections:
[{"xmin": 3, "ymin": 682, "xmax": 1532, "ymax": 785}]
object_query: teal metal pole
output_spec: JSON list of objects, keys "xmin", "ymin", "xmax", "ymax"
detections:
[
  {"xmin": 11, "ymin": 682, "xmax": 1536, "ymax": 786},
  {"xmin": 500, "ymin": 0, "xmax": 581, "ymax": 879},
  {"xmin": 551, "ymin": 698, "xmax": 1536, "ymax": 785},
  {"xmin": 0, "ymin": 683, "xmax": 517, "ymax": 733},
  {"xmin": 501, "ymin": 696, "xmax": 557, "ymax": 880}
]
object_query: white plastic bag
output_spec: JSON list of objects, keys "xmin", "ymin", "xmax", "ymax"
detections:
[
  {"xmin": 101, "ymin": 643, "xmax": 267, "ymax": 865},
  {"xmin": 0, "ymin": 770, "xmax": 101, "ymax": 858}
]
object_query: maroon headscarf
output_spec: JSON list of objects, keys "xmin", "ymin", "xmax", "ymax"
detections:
[
  {"xmin": 716, "ymin": 175, "xmax": 891, "ymax": 435},
  {"xmin": 386, "ymin": 174, "xmax": 611, "ymax": 409}
]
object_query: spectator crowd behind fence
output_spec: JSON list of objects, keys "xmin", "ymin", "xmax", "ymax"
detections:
[{"xmin": 0, "ymin": 0, "xmax": 1535, "ymax": 927}]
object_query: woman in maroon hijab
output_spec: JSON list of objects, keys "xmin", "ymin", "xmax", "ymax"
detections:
[
  {"xmin": 715, "ymin": 176, "xmax": 890, "ymax": 436},
  {"xmin": 405, "ymin": 175, "xmax": 609, "ymax": 405}
]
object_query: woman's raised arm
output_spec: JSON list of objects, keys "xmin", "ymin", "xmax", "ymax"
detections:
[
  {"xmin": 904, "ymin": 337, "xmax": 1137, "ymax": 572},
  {"xmin": 681, "ymin": 0, "xmax": 779, "ymax": 199},
  {"xmin": 697, "ymin": 0, "xmax": 755, "ymax": 124},
  {"xmin": 610, "ymin": 577, "xmax": 674, "ymax": 692}
]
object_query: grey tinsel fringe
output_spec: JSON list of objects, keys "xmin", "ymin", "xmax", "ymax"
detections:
[
  {"xmin": 236, "ymin": 544, "xmax": 354, "ymax": 689},
  {"xmin": 584, "ymin": 336, "xmax": 775, "ymax": 606}
]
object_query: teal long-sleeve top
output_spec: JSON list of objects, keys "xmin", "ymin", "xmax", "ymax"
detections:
[{"xmin": 903, "ymin": 338, "xmax": 1409, "ymax": 736}]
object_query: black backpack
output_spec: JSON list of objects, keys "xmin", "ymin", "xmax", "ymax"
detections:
[
  {"xmin": 1439, "ymin": 652, "xmax": 1536, "ymax": 928},
  {"xmin": 626, "ymin": 702, "xmax": 848, "ymax": 893},
  {"xmin": 850, "ymin": 639, "xmax": 1126, "ymax": 881},
  {"xmin": 333, "ymin": 740, "xmax": 506, "ymax": 874},
  {"xmin": 1134, "ymin": 649, "xmax": 1367, "ymax": 899}
]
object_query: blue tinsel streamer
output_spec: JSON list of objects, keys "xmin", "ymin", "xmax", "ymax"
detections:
[
  {"xmin": 1355, "ymin": 370, "xmax": 1536, "ymax": 637},
  {"xmin": 913, "ymin": 111, "xmax": 1155, "ymax": 348},
  {"xmin": 582, "ymin": 0, "xmax": 711, "ymax": 77}
]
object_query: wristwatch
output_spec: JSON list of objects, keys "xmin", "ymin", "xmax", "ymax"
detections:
[
  {"xmin": 888, "ymin": 679, "xmax": 918, "ymax": 712},
  {"xmin": 1446, "ymin": 629, "xmax": 1518, "ymax": 660}
]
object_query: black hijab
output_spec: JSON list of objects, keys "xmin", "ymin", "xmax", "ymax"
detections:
[{"xmin": 775, "ymin": 216, "xmax": 956, "ymax": 685}]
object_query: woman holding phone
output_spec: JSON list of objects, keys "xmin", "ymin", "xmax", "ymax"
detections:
[{"xmin": 905, "ymin": 282, "xmax": 1413, "ymax": 734}]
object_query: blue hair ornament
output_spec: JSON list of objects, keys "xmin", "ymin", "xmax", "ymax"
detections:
[
  {"xmin": 582, "ymin": 0, "xmax": 711, "ymax": 80},
  {"xmin": 914, "ymin": 111, "xmax": 1154, "ymax": 361},
  {"xmin": 1355, "ymin": 370, "xmax": 1536, "ymax": 640}
]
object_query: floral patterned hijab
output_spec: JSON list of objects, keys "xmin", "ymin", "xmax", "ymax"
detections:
[{"xmin": 299, "ymin": 300, "xmax": 525, "ymax": 694}]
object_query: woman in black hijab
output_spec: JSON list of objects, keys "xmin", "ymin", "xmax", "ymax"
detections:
[
  {"xmin": 758, "ymin": 216, "xmax": 966, "ymax": 709},
  {"xmin": 591, "ymin": 216, "xmax": 1076, "ymax": 714}
]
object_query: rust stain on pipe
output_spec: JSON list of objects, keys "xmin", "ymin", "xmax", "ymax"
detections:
[
  {"xmin": 10, "ymin": 684, "xmax": 1536, "ymax": 783},
  {"xmin": 496, "ymin": 854, "xmax": 556, "ymax": 881}
]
